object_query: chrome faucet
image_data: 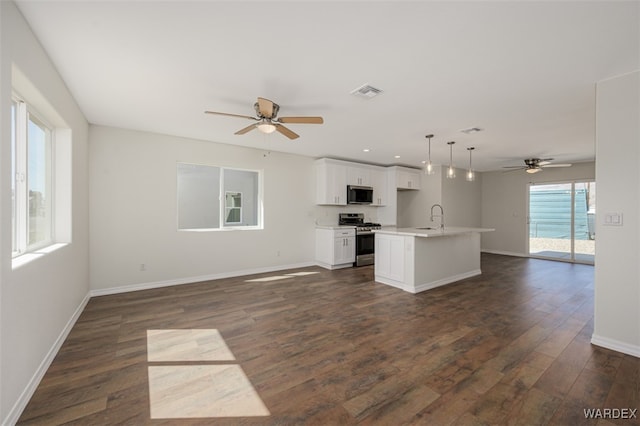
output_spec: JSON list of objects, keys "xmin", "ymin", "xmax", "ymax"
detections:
[{"xmin": 430, "ymin": 204, "xmax": 444, "ymax": 230}]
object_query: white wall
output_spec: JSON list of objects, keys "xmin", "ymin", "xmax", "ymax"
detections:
[
  {"xmin": 0, "ymin": 2, "xmax": 4, "ymax": 418},
  {"xmin": 0, "ymin": 2, "xmax": 90, "ymax": 423},
  {"xmin": 314, "ymin": 204, "xmax": 383, "ymax": 227},
  {"xmin": 481, "ymin": 162, "xmax": 595, "ymax": 256},
  {"xmin": 397, "ymin": 167, "xmax": 442, "ymax": 228},
  {"xmin": 442, "ymin": 168, "xmax": 482, "ymax": 228},
  {"xmin": 89, "ymin": 125, "xmax": 318, "ymax": 292},
  {"xmin": 397, "ymin": 166, "xmax": 481, "ymax": 229},
  {"xmin": 592, "ymin": 71, "xmax": 640, "ymax": 357}
]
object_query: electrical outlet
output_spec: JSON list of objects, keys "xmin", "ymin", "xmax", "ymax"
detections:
[{"xmin": 140, "ymin": 263, "xmax": 146, "ymax": 271}]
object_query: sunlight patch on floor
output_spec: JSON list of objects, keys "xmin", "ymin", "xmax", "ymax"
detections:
[
  {"xmin": 148, "ymin": 365, "xmax": 270, "ymax": 418},
  {"xmin": 244, "ymin": 271, "xmax": 320, "ymax": 282},
  {"xmin": 284, "ymin": 271, "xmax": 320, "ymax": 276},
  {"xmin": 147, "ymin": 329, "xmax": 269, "ymax": 419},
  {"xmin": 147, "ymin": 329, "xmax": 235, "ymax": 362},
  {"xmin": 244, "ymin": 275, "xmax": 293, "ymax": 282}
]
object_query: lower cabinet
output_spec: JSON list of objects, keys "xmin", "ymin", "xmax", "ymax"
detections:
[
  {"xmin": 316, "ymin": 228, "xmax": 355, "ymax": 269},
  {"xmin": 374, "ymin": 233, "xmax": 406, "ymax": 282}
]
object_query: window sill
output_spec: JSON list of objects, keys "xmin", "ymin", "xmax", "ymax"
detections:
[
  {"xmin": 178, "ymin": 227, "xmax": 263, "ymax": 232},
  {"xmin": 12, "ymin": 243, "xmax": 69, "ymax": 269}
]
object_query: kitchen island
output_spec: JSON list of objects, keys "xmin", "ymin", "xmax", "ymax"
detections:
[{"xmin": 374, "ymin": 227, "xmax": 494, "ymax": 294}]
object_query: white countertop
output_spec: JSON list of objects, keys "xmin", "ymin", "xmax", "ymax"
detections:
[
  {"xmin": 315, "ymin": 225, "xmax": 356, "ymax": 230},
  {"xmin": 375, "ymin": 226, "xmax": 494, "ymax": 238}
]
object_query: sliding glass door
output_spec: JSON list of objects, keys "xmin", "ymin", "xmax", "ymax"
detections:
[
  {"xmin": 573, "ymin": 182, "xmax": 596, "ymax": 263},
  {"xmin": 528, "ymin": 181, "xmax": 595, "ymax": 264}
]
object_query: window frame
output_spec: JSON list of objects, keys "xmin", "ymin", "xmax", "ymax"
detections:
[
  {"xmin": 12, "ymin": 93, "xmax": 56, "ymax": 257},
  {"xmin": 177, "ymin": 162, "xmax": 263, "ymax": 232},
  {"xmin": 224, "ymin": 191, "xmax": 243, "ymax": 225}
]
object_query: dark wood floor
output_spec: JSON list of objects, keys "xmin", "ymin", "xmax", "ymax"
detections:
[{"xmin": 18, "ymin": 254, "xmax": 639, "ymax": 425}]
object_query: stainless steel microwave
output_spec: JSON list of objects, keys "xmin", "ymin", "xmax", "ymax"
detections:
[{"xmin": 347, "ymin": 185, "xmax": 373, "ymax": 204}]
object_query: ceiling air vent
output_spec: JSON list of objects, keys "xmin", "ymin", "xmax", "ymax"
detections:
[
  {"xmin": 350, "ymin": 84, "xmax": 383, "ymax": 99},
  {"xmin": 460, "ymin": 127, "xmax": 483, "ymax": 134}
]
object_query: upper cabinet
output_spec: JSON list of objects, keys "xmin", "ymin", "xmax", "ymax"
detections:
[
  {"xmin": 347, "ymin": 166, "xmax": 372, "ymax": 186},
  {"xmin": 315, "ymin": 159, "xmax": 347, "ymax": 205},
  {"xmin": 316, "ymin": 159, "xmax": 421, "ymax": 206},
  {"xmin": 371, "ymin": 168, "xmax": 388, "ymax": 206},
  {"xmin": 393, "ymin": 166, "xmax": 422, "ymax": 190}
]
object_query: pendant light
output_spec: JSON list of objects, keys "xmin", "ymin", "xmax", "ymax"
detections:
[
  {"xmin": 446, "ymin": 141, "xmax": 456, "ymax": 179},
  {"xmin": 466, "ymin": 147, "xmax": 475, "ymax": 181},
  {"xmin": 424, "ymin": 134, "xmax": 435, "ymax": 175}
]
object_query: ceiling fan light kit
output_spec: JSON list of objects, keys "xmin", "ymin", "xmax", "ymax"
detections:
[
  {"xmin": 502, "ymin": 158, "xmax": 572, "ymax": 173},
  {"xmin": 205, "ymin": 97, "xmax": 323, "ymax": 140},
  {"xmin": 256, "ymin": 120, "xmax": 276, "ymax": 134}
]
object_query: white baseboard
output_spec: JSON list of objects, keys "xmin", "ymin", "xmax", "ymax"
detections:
[
  {"xmin": 90, "ymin": 261, "xmax": 317, "ymax": 297},
  {"xmin": 481, "ymin": 249, "xmax": 528, "ymax": 258},
  {"xmin": 375, "ymin": 269, "xmax": 482, "ymax": 294},
  {"xmin": 414, "ymin": 269, "xmax": 482, "ymax": 293},
  {"xmin": 591, "ymin": 334, "xmax": 640, "ymax": 358},
  {"xmin": 4, "ymin": 293, "xmax": 91, "ymax": 426},
  {"xmin": 315, "ymin": 261, "xmax": 354, "ymax": 270},
  {"xmin": 373, "ymin": 276, "xmax": 409, "ymax": 293}
]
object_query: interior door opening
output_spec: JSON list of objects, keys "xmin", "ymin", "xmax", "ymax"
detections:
[{"xmin": 528, "ymin": 181, "xmax": 595, "ymax": 264}]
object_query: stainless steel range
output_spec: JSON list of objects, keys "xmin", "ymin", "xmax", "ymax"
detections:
[{"xmin": 338, "ymin": 213, "xmax": 381, "ymax": 266}]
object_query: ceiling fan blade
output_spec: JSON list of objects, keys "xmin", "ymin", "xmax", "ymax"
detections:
[
  {"xmin": 234, "ymin": 123, "xmax": 257, "ymax": 135},
  {"xmin": 275, "ymin": 124, "xmax": 299, "ymax": 140},
  {"xmin": 278, "ymin": 116, "xmax": 324, "ymax": 124},
  {"xmin": 257, "ymin": 97, "xmax": 274, "ymax": 118},
  {"xmin": 502, "ymin": 166, "xmax": 526, "ymax": 169},
  {"xmin": 205, "ymin": 111, "xmax": 257, "ymax": 120},
  {"xmin": 542, "ymin": 163, "xmax": 572, "ymax": 168},
  {"xmin": 502, "ymin": 168, "xmax": 526, "ymax": 173}
]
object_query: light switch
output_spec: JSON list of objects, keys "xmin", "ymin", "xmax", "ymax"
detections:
[{"xmin": 604, "ymin": 212, "xmax": 623, "ymax": 226}]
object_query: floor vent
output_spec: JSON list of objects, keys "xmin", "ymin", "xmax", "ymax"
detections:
[{"xmin": 350, "ymin": 84, "xmax": 383, "ymax": 99}]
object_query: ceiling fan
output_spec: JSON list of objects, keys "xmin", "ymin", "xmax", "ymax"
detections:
[
  {"xmin": 503, "ymin": 158, "xmax": 572, "ymax": 174},
  {"xmin": 204, "ymin": 97, "xmax": 323, "ymax": 140}
]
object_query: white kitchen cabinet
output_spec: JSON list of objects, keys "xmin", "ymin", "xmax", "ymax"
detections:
[
  {"xmin": 371, "ymin": 168, "xmax": 388, "ymax": 206},
  {"xmin": 374, "ymin": 233, "xmax": 406, "ymax": 282},
  {"xmin": 394, "ymin": 166, "xmax": 421, "ymax": 190},
  {"xmin": 374, "ymin": 228, "xmax": 489, "ymax": 294},
  {"xmin": 315, "ymin": 158, "xmax": 399, "ymax": 206},
  {"xmin": 315, "ymin": 159, "xmax": 347, "ymax": 205},
  {"xmin": 315, "ymin": 228, "xmax": 355, "ymax": 269},
  {"xmin": 347, "ymin": 165, "xmax": 372, "ymax": 186},
  {"xmin": 333, "ymin": 232, "xmax": 355, "ymax": 265}
]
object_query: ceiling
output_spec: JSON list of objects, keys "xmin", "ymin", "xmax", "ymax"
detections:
[{"xmin": 14, "ymin": 1, "xmax": 639, "ymax": 171}]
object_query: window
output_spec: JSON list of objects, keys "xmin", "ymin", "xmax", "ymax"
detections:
[
  {"xmin": 177, "ymin": 163, "xmax": 262, "ymax": 230},
  {"xmin": 224, "ymin": 192, "xmax": 242, "ymax": 224},
  {"xmin": 12, "ymin": 97, "xmax": 54, "ymax": 256}
]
